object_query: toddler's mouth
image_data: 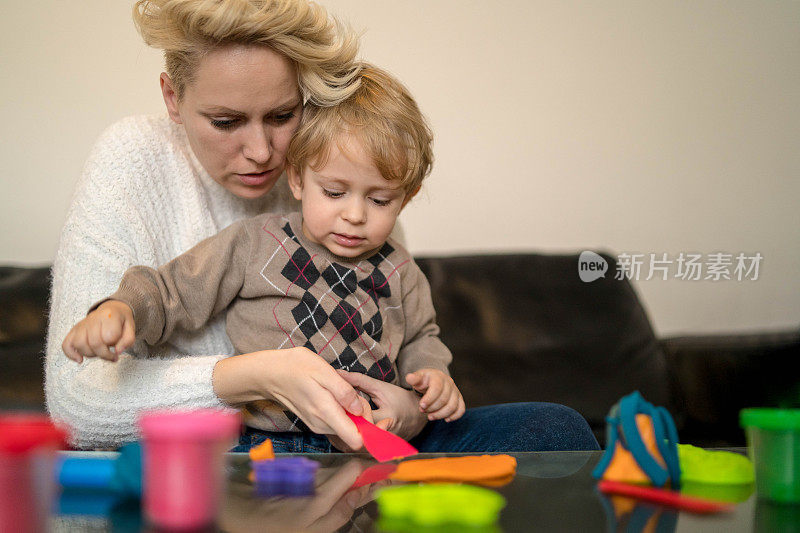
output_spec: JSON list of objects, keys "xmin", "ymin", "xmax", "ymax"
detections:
[{"xmin": 333, "ymin": 233, "xmax": 365, "ymax": 247}]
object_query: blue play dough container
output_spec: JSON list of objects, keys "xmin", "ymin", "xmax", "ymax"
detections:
[{"xmin": 741, "ymin": 408, "xmax": 800, "ymax": 504}]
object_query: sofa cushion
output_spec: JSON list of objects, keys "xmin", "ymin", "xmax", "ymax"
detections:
[{"xmin": 415, "ymin": 252, "xmax": 670, "ymax": 435}]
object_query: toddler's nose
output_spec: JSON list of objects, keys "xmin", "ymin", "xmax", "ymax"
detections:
[{"xmin": 342, "ymin": 198, "xmax": 367, "ymax": 224}]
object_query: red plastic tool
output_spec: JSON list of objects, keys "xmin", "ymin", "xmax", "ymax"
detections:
[
  {"xmin": 598, "ymin": 480, "xmax": 733, "ymax": 514},
  {"xmin": 347, "ymin": 413, "xmax": 418, "ymax": 462}
]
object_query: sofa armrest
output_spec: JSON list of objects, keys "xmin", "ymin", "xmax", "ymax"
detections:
[
  {"xmin": 661, "ymin": 329, "xmax": 800, "ymax": 446},
  {"xmin": 0, "ymin": 266, "xmax": 50, "ymax": 411}
]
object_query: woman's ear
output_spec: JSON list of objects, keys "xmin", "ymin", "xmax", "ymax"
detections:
[
  {"xmin": 160, "ymin": 73, "xmax": 182, "ymax": 124},
  {"xmin": 286, "ymin": 166, "xmax": 304, "ymax": 201}
]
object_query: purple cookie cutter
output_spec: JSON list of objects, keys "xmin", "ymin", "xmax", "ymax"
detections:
[{"xmin": 252, "ymin": 457, "xmax": 320, "ymax": 496}]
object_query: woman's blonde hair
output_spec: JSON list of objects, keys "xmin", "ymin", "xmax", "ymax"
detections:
[
  {"xmin": 132, "ymin": 0, "xmax": 361, "ymax": 105},
  {"xmin": 287, "ymin": 63, "xmax": 433, "ymax": 197}
]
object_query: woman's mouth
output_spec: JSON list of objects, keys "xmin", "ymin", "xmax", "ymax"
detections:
[
  {"xmin": 333, "ymin": 233, "xmax": 365, "ymax": 247},
  {"xmin": 237, "ymin": 168, "xmax": 275, "ymax": 187}
]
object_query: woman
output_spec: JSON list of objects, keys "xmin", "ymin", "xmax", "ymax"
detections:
[{"xmin": 45, "ymin": 0, "xmax": 598, "ymax": 453}]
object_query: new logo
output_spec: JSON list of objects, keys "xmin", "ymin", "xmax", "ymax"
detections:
[{"xmin": 578, "ymin": 251, "xmax": 608, "ymax": 283}]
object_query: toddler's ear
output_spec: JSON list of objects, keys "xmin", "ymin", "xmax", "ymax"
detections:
[
  {"xmin": 286, "ymin": 165, "xmax": 304, "ymax": 200},
  {"xmin": 401, "ymin": 186, "xmax": 421, "ymax": 208}
]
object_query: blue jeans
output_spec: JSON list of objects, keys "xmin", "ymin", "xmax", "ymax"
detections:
[{"xmin": 231, "ymin": 402, "xmax": 599, "ymax": 453}]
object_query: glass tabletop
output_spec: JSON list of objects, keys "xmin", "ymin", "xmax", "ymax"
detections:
[{"xmin": 50, "ymin": 450, "xmax": 797, "ymax": 532}]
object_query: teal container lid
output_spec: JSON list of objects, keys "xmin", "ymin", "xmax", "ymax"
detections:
[{"xmin": 740, "ymin": 408, "xmax": 800, "ymax": 430}]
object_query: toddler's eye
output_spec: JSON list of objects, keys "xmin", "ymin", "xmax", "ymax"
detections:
[
  {"xmin": 322, "ymin": 188, "xmax": 344, "ymax": 198},
  {"xmin": 370, "ymin": 198, "xmax": 392, "ymax": 207}
]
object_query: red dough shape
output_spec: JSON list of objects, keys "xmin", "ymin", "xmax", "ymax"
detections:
[{"xmin": 347, "ymin": 413, "xmax": 418, "ymax": 462}]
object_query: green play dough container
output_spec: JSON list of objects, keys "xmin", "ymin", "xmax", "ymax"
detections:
[{"xmin": 741, "ymin": 408, "xmax": 800, "ymax": 504}]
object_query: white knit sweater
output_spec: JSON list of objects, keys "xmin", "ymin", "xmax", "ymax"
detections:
[{"xmin": 45, "ymin": 115, "xmax": 300, "ymax": 449}]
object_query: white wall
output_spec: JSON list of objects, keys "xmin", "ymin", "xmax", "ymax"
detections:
[{"xmin": 1, "ymin": 1, "xmax": 798, "ymax": 336}]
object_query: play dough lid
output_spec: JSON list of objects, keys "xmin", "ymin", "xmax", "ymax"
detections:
[
  {"xmin": 138, "ymin": 409, "xmax": 240, "ymax": 440},
  {"xmin": 740, "ymin": 408, "xmax": 800, "ymax": 430},
  {"xmin": 0, "ymin": 413, "xmax": 68, "ymax": 454}
]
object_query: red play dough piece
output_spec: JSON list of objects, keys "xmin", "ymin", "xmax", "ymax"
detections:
[{"xmin": 347, "ymin": 413, "xmax": 418, "ymax": 462}]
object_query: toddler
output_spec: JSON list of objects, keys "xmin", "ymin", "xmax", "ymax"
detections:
[{"xmin": 62, "ymin": 64, "xmax": 464, "ymax": 440}]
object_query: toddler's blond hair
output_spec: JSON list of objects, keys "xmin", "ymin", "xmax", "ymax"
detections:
[{"xmin": 287, "ymin": 63, "xmax": 433, "ymax": 197}]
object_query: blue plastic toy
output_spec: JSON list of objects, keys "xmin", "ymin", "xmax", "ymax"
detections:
[
  {"xmin": 592, "ymin": 391, "xmax": 681, "ymax": 490},
  {"xmin": 56, "ymin": 442, "xmax": 142, "ymax": 497}
]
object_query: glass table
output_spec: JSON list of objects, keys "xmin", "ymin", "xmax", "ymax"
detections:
[{"xmin": 50, "ymin": 450, "xmax": 798, "ymax": 532}]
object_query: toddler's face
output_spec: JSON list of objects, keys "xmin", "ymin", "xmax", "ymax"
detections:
[{"xmin": 288, "ymin": 133, "xmax": 407, "ymax": 258}]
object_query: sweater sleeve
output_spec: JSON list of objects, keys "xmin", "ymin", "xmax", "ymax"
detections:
[
  {"xmin": 108, "ymin": 221, "xmax": 252, "ymax": 347},
  {"xmin": 45, "ymin": 120, "xmax": 234, "ymax": 450},
  {"xmin": 395, "ymin": 259, "xmax": 453, "ymax": 385}
]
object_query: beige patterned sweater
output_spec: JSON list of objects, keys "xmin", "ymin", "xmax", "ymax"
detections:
[{"xmin": 108, "ymin": 212, "xmax": 451, "ymax": 432}]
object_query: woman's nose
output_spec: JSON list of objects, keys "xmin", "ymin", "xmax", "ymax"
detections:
[{"xmin": 241, "ymin": 124, "xmax": 272, "ymax": 165}]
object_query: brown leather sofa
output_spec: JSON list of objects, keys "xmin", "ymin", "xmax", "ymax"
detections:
[{"xmin": 2, "ymin": 254, "xmax": 797, "ymax": 447}]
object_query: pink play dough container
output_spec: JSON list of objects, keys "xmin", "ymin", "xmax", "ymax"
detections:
[
  {"xmin": 138, "ymin": 409, "xmax": 240, "ymax": 530},
  {"xmin": 0, "ymin": 413, "xmax": 68, "ymax": 533}
]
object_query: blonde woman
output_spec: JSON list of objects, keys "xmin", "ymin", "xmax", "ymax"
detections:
[
  {"xmin": 46, "ymin": 0, "xmax": 374, "ymax": 450},
  {"xmin": 47, "ymin": 0, "xmax": 599, "ymax": 453}
]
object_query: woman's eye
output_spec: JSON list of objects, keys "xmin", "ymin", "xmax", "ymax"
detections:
[
  {"xmin": 210, "ymin": 118, "xmax": 238, "ymax": 130},
  {"xmin": 322, "ymin": 189, "xmax": 344, "ymax": 198},
  {"xmin": 272, "ymin": 112, "xmax": 296, "ymax": 124}
]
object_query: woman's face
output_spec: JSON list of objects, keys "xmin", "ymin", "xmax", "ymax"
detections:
[{"xmin": 160, "ymin": 44, "xmax": 303, "ymax": 199}]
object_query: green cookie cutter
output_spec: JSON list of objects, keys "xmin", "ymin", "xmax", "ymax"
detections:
[{"xmin": 375, "ymin": 483, "xmax": 505, "ymax": 528}]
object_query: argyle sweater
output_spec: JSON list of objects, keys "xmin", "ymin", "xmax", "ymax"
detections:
[{"xmin": 108, "ymin": 211, "xmax": 452, "ymax": 432}]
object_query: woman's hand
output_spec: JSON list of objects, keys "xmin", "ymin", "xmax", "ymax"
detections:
[
  {"xmin": 212, "ymin": 347, "xmax": 365, "ymax": 450},
  {"xmin": 336, "ymin": 370, "xmax": 429, "ymax": 441},
  {"xmin": 325, "ymin": 395, "xmax": 388, "ymax": 452}
]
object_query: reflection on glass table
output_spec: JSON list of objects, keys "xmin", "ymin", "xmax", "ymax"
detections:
[{"xmin": 48, "ymin": 450, "xmax": 790, "ymax": 532}]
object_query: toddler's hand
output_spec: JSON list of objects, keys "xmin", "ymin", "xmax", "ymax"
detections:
[
  {"xmin": 62, "ymin": 300, "xmax": 135, "ymax": 363},
  {"xmin": 405, "ymin": 369, "xmax": 466, "ymax": 422}
]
